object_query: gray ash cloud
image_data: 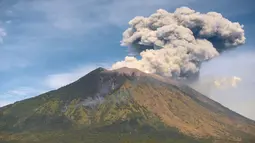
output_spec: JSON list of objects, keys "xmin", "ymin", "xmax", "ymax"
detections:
[{"xmin": 112, "ymin": 7, "xmax": 245, "ymax": 80}]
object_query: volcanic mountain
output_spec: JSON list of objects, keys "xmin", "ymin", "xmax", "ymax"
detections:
[{"xmin": 0, "ymin": 67, "xmax": 255, "ymax": 143}]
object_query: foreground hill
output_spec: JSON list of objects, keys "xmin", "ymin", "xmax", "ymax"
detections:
[{"xmin": 0, "ymin": 67, "xmax": 255, "ymax": 143}]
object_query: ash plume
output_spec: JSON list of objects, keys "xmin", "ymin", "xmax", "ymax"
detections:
[{"xmin": 112, "ymin": 7, "xmax": 245, "ymax": 80}]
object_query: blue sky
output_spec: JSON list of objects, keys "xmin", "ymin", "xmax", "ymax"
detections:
[{"xmin": 0, "ymin": 0, "xmax": 254, "ymax": 119}]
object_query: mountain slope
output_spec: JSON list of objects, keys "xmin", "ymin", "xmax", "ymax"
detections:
[{"xmin": 0, "ymin": 67, "xmax": 255, "ymax": 143}]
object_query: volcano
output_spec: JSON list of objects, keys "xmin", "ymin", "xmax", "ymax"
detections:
[{"xmin": 0, "ymin": 67, "xmax": 255, "ymax": 143}]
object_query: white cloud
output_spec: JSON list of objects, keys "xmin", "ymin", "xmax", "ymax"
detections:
[
  {"xmin": 190, "ymin": 49, "xmax": 255, "ymax": 120},
  {"xmin": 44, "ymin": 63, "xmax": 111, "ymax": 89}
]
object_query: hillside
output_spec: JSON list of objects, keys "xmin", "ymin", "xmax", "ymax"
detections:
[{"xmin": 0, "ymin": 67, "xmax": 255, "ymax": 143}]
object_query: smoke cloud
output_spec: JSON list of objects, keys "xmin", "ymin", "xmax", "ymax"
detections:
[{"xmin": 112, "ymin": 7, "xmax": 245, "ymax": 80}]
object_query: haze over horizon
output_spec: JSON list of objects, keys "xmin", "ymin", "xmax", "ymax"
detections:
[{"xmin": 0, "ymin": 0, "xmax": 254, "ymax": 120}]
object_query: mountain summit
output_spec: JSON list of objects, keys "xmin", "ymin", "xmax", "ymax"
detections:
[{"xmin": 1, "ymin": 67, "xmax": 255, "ymax": 143}]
